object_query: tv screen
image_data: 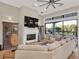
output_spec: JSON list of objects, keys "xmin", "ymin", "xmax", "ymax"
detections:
[{"xmin": 24, "ymin": 16, "xmax": 38, "ymax": 27}]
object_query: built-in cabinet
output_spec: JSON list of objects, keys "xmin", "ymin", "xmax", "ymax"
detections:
[{"xmin": 3, "ymin": 22, "xmax": 18, "ymax": 50}]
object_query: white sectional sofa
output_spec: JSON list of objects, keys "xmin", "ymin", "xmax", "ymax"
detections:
[{"xmin": 15, "ymin": 39, "xmax": 76, "ymax": 59}]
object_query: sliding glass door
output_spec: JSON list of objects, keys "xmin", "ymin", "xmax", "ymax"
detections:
[
  {"xmin": 54, "ymin": 22, "xmax": 63, "ymax": 35},
  {"xmin": 45, "ymin": 19, "xmax": 78, "ymax": 37},
  {"xmin": 63, "ymin": 20, "xmax": 77, "ymax": 36},
  {"xmin": 45, "ymin": 23, "xmax": 53, "ymax": 34}
]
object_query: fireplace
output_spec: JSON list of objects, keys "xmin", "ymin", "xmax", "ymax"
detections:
[
  {"xmin": 27, "ymin": 34, "xmax": 36, "ymax": 41},
  {"xmin": 23, "ymin": 27, "xmax": 38, "ymax": 44}
]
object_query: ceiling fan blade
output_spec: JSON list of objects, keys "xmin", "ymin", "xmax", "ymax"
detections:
[
  {"xmin": 39, "ymin": 2, "xmax": 49, "ymax": 7},
  {"xmin": 46, "ymin": 4, "xmax": 50, "ymax": 9},
  {"xmin": 54, "ymin": 3, "xmax": 64, "ymax": 6},
  {"xmin": 54, "ymin": 0, "xmax": 61, "ymax": 2},
  {"xmin": 37, "ymin": 0, "xmax": 49, "ymax": 2},
  {"xmin": 52, "ymin": 4, "xmax": 56, "ymax": 8}
]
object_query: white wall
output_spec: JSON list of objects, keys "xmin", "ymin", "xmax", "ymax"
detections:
[
  {"xmin": 44, "ymin": 5, "xmax": 79, "ymax": 17},
  {"xmin": 0, "ymin": 2, "xmax": 19, "ymax": 45},
  {"xmin": 19, "ymin": 6, "xmax": 40, "ymax": 44},
  {"xmin": 0, "ymin": 2, "xmax": 43, "ymax": 45},
  {"xmin": 38, "ymin": 15, "xmax": 44, "ymax": 26}
]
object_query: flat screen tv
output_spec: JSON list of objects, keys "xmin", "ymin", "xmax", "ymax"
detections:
[{"xmin": 24, "ymin": 16, "xmax": 38, "ymax": 27}]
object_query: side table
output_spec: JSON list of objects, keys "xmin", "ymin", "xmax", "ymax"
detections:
[
  {"xmin": 3, "ymin": 50, "xmax": 15, "ymax": 59},
  {"xmin": 0, "ymin": 51, "xmax": 3, "ymax": 59}
]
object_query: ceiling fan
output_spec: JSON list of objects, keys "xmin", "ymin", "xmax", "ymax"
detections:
[{"xmin": 37, "ymin": 0, "xmax": 64, "ymax": 10}]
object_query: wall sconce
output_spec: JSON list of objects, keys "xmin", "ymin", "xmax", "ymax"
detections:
[
  {"xmin": 6, "ymin": 16, "xmax": 13, "ymax": 21},
  {"xmin": 7, "ymin": 16, "xmax": 12, "ymax": 20}
]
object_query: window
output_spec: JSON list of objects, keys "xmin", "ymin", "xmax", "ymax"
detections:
[
  {"xmin": 45, "ymin": 20, "xmax": 77, "ymax": 37},
  {"xmin": 45, "ymin": 23, "xmax": 53, "ymax": 34},
  {"xmin": 63, "ymin": 20, "xmax": 77, "ymax": 36},
  {"xmin": 54, "ymin": 22, "xmax": 63, "ymax": 35}
]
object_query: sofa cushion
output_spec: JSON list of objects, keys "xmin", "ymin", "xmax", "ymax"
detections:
[
  {"xmin": 50, "ymin": 37, "xmax": 55, "ymax": 41},
  {"xmin": 59, "ymin": 39, "xmax": 66, "ymax": 45},
  {"xmin": 17, "ymin": 45, "xmax": 48, "ymax": 51},
  {"xmin": 61, "ymin": 38, "xmax": 71, "ymax": 43},
  {"xmin": 47, "ymin": 41, "xmax": 61, "ymax": 51},
  {"xmin": 66, "ymin": 38, "xmax": 71, "ymax": 41},
  {"xmin": 39, "ymin": 39, "xmax": 55, "ymax": 45}
]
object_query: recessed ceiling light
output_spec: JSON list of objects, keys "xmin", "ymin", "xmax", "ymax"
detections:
[
  {"xmin": 44, "ymin": 8, "xmax": 47, "ymax": 11},
  {"xmin": 34, "ymin": 3, "xmax": 38, "ymax": 7}
]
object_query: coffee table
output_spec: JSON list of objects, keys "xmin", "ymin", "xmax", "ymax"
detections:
[
  {"xmin": 0, "ymin": 51, "xmax": 3, "ymax": 59},
  {"xmin": 3, "ymin": 50, "xmax": 15, "ymax": 59}
]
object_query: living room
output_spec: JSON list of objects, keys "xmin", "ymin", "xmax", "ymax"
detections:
[{"xmin": 0, "ymin": 0, "xmax": 79, "ymax": 59}]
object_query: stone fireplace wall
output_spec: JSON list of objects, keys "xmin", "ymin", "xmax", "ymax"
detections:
[{"xmin": 23, "ymin": 27, "xmax": 39, "ymax": 44}]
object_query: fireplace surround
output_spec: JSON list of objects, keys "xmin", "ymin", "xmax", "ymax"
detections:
[
  {"xmin": 27, "ymin": 34, "xmax": 36, "ymax": 41},
  {"xmin": 23, "ymin": 27, "xmax": 39, "ymax": 44}
]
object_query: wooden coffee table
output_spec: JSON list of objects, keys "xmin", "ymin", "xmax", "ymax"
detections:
[
  {"xmin": 0, "ymin": 49, "xmax": 15, "ymax": 59},
  {"xmin": 0, "ymin": 51, "xmax": 3, "ymax": 59},
  {"xmin": 3, "ymin": 50, "xmax": 15, "ymax": 59}
]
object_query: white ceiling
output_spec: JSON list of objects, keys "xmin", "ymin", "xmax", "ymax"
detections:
[{"xmin": 0, "ymin": 0, "xmax": 79, "ymax": 15}]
